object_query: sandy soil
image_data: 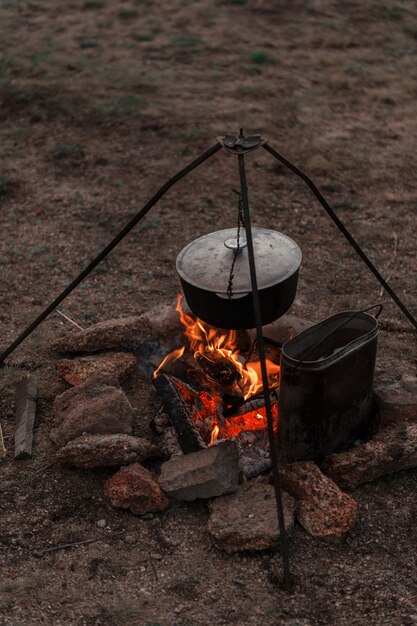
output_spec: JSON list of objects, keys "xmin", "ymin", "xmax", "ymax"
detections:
[{"xmin": 0, "ymin": 0, "xmax": 417, "ymax": 624}]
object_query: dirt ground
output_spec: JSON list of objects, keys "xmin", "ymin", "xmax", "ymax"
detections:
[{"xmin": 1, "ymin": 0, "xmax": 417, "ymax": 624}]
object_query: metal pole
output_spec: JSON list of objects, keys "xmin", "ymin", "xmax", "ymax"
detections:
[
  {"xmin": 0, "ymin": 143, "xmax": 222, "ymax": 365},
  {"xmin": 238, "ymin": 152, "xmax": 293, "ymax": 591},
  {"xmin": 263, "ymin": 143, "xmax": 417, "ymax": 332}
]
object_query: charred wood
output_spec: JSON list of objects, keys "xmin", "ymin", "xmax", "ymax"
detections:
[
  {"xmin": 195, "ymin": 352, "xmax": 242, "ymax": 386},
  {"xmin": 14, "ymin": 375, "xmax": 37, "ymax": 460},
  {"xmin": 222, "ymin": 391, "xmax": 278, "ymax": 419},
  {"xmin": 152, "ymin": 373, "xmax": 206, "ymax": 453}
]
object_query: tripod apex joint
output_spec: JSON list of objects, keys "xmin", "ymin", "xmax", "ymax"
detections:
[{"xmin": 217, "ymin": 132, "xmax": 267, "ymax": 154}]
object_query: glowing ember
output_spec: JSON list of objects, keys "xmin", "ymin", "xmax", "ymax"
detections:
[{"xmin": 154, "ymin": 294, "xmax": 280, "ymax": 445}]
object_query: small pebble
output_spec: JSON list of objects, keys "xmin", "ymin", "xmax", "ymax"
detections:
[
  {"xmin": 97, "ymin": 519, "xmax": 106, "ymax": 528},
  {"xmin": 402, "ymin": 375, "xmax": 417, "ymax": 393},
  {"xmin": 124, "ymin": 533, "xmax": 137, "ymax": 545}
]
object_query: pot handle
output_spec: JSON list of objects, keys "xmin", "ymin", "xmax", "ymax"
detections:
[
  {"xmin": 288, "ymin": 303, "xmax": 383, "ymax": 377},
  {"xmin": 363, "ymin": 303, "xmax": 383, "ymax": 319}
]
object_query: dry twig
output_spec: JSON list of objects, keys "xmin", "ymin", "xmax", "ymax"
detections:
[
  {"xmin": 379, "ymin": 233, "xmax": 398, "ymax": 299},
  {"xmin": 56, "ymin": 310, "xmax": 84, "ymax": 331},
  {"xmin": 34, "ymin": 530, "xmax": 126, "ymax": 556}
]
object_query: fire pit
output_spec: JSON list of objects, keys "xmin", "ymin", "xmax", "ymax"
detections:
[{"xmin": 2, "ymin": 129, "xmax": 416, "ymax": 591}]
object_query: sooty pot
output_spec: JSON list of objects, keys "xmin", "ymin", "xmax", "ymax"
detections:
[{"xmin": 176, "ymin": 227, "xmax": 302, "ymax": 330}]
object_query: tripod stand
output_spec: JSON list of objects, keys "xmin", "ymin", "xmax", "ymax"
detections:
[{"xmin": 1, "ymin": 131, "xmax": 416, "ymax": 590}]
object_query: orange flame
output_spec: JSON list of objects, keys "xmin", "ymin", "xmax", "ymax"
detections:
[
  {"xmin": 153, "ymin": 346, "xmax": 185, "ymax": 379},
  {"xmin": 209, "ymin": 425, "xmax": 220, "ymax": 447},
  {"xmin": 155, "ymin": 295, "xmax": 280, "ymax": 399}
]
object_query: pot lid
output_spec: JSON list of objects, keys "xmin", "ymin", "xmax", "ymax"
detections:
[{"xmin": 176, "ymin": 227, "xmax": 302, "ymax": 295}]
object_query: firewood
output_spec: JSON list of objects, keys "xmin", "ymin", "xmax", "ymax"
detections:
[
  {"xmin": 195, "ymin": 352, "xmax": 242, "ymax": 386},
  {"xmin": 14, "ymin": 375, "xmax": 37, "ymax": 460},
  {"xmin": 0, "ymin": 422, "xmax": 5, "ymax": 459},
  {"xmin": 152, "ymin": 373, "xmax": 206, "ymax": 453},
  {"xmin": 221, "ymin": 385, "xmax": 245, "ymax": 409}
]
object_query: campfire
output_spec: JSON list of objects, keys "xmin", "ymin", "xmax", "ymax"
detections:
[{"xmin": 153, "ymin": 295, "xmax": 280, "ymax": 448}]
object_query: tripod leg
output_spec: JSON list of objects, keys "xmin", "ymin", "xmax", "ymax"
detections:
[
  {"xmin": 238, "ymin": 153, "xmax": 293, "ymax": 591},
  {"xmin": 263, "ymin": 143, "xmax": 417, "ymax": 331},
  {"xmin": 0, "ymin": 143, "xmax": 222, "ymax": 365}
]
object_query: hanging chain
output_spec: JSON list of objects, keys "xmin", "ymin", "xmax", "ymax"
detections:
[{"xmin": 227, "ymin": 191, "xmax": 246, "ymax": 300}]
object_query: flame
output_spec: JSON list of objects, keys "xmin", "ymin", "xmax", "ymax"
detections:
[
  {"xmin": 209, "ymin": 425, "xmax": 219, "ymax": 447},
  {"xmin": 155, "ymin": 295, "xmax": 280, "ymax": 399},
  {"xmin": 153, "ymin": 346, "xmax": 185, "ymax": 379},
  {"xmin": 154, "ymin": 295, "xmax": 280, "ymax": 446}
]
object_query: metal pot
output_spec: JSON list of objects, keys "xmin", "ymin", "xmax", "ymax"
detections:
[
  {"xmin": 278, "ymin": 310, "xmax": 379, "ymax": 462},
  {"xmin": 176, "ymin": 227, "xmax": 302, "ymax": 329}
]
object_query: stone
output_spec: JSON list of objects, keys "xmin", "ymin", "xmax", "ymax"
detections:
[
  {"xmin": 50, "ymin": 374, "xmax": 135, "ymax": 448},
  {"xmin": 51, "ymin": 316, "xmax": 147, "ymax": 354},
  {"xmin": 377, "ymin": 384, "xmax": 417, "ymax": 425},
  {"xmin": 249, "ymin": 314, "xmax": 312, "ymax": 346},
  {"xmin": 50, "ymin": 299, "xmax": 189, "ymax": 354},
  {"xmin": 57, "ymin": 352, "xmax": 137, "ymax": 386},
  {"xmin": 159, "ymin": 441, "xmax": 239, "ymax": 501},
  {"xmin": 240, "ymin": 454, "xmax": 271, "ymax": 480},
  {"xmin": 321, "ymin": 421, "xmax": 417, "ymax": 490},
  {"xmin": 401, "ymin": 375, "xmax": 417, "ymax": 394},
  {"xmin": 279, "ymin": 461, "xmax": 357, "ymax": 539},
  {"xmin": 104, "ymin": 463, "xmax": 169, "ymax": 515},
  {"xmin": 208, "ymin": 482, "xmax": 295, "ymax": 553},
  {"xmin": 56, "ymin": 433, "xmax": 159, "ymax": 468}
]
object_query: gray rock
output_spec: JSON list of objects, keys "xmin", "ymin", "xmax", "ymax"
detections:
[
  {"xmin": 56, "ymin": 433, "xmax": 159, "ymax": 468},
  {"xmin": 51, "ymin": 316, "xmax": 147, "ymax": 354},
  {"xmin": 401, "ymin": 375, "xmax": 417, "ymax": 394},
  {"xmin": 248, "ymin": 314, "xmax": 313, "ymax": 346},
  {"xmin": 208, "ymin": 482, "xmax": 295, "ymax": 553},
  {"xmin": 240, "ymin": 454, "xmax": 271, "ymax": 480},
  {"xmin": 376, "ymin": 383, "xmax": 417, "ymax": 425},
  {"xmin": 159, "ymin": 441, "xmax": 239, "ymax": 501},
  {"xmin": 50, "ymin": 374, "xmax": 135, "ymax": 448},
  {"xmin": 321, "ymin": 421, "xmax": 417, "ymax": 490},
  {"xmin": 50, "ymin": 299, "xmax": 189, "ymax": 354},
  {"xmin": 57, "ymin": 352, "xmax": 137, "ymax": 386}
]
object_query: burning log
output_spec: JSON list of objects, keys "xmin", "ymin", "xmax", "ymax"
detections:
[
  {"xmin": 194, "ymin": 352, "xmax": 245, "ymax": 410},
  {"xmin": 221, "ymin": 387, "xmax": 245, "ymax": 409},
  {"xmin": 222, "ymin": 391, "xmax": 278, "ymax": 418},
  {"xmin": 194, "ymin": 352, "xmax": 241, "ymax": 386}
]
